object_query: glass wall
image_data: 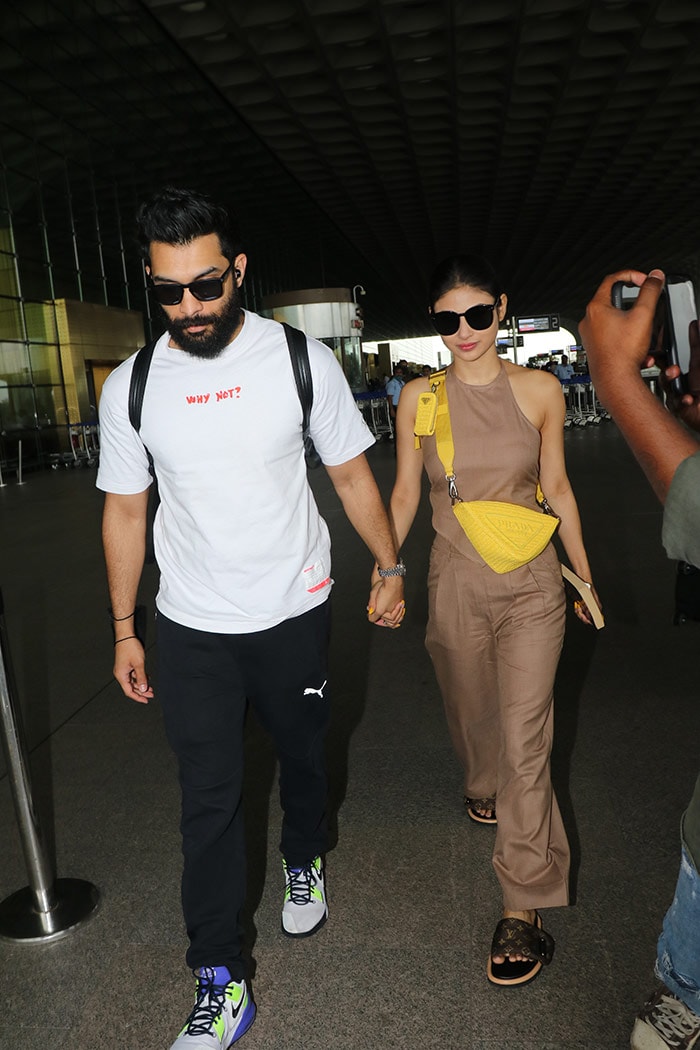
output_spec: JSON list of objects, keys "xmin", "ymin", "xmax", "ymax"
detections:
[{"xmin": 0, "ymin": 105, "xmax": 146, "ymax": 467}]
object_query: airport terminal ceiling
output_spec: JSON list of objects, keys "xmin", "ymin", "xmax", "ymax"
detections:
[{"xmin": 2, "ymin": 0, "xmax": 700, "ymax": 340}]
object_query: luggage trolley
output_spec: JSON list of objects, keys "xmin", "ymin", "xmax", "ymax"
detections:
[
  {"xmin": 47, "ymin": 423, "xmax": 100, "ymax": 469},
  {"xmin": 69, "ymin": 423, "xmax": 100, "ymax": 467},
  {"xmin": 369, "ymin": 395, "xmax": 394, "ymax": 440},
  {"xmin": 566, "ymin": 377, "xmax": 602, "ymax": 427},
  {"xmin": 353, "ymin": 391, "xmax": 394, "ymax": 441},
  {"xmin": 590, "ymin": 381, "xmax": 611, "ymax": 422}
]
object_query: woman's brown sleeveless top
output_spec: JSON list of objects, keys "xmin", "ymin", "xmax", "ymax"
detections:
[{"xmin": 421, "ymin": 362, "xmax": 542, "ymax": 562}]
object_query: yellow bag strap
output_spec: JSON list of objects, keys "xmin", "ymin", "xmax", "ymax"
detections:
[{"xmin": 430, "ymin": 372, "xmax": 461, "ymax": 502}]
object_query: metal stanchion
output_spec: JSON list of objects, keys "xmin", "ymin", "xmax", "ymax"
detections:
[
  {"xmin": 0, "ymin": 459, "xmax": 5, "ymax": 488},
  {"xmin": 0, "ymin": 589, "xmax": 99, "ymax": 942},
  {"xmin": 16, "ymin": 440, "xmax": 25, "ymax": 486}
]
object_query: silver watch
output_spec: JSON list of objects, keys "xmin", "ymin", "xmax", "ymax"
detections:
[{"xmin": 377, "ymin": 559, "xmax": 406, "ymax": 578}]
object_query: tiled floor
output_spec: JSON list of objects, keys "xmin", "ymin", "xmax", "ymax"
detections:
[{"xmin": 0, "ymin": 423, "xmax": 697, "ymax": 1049}]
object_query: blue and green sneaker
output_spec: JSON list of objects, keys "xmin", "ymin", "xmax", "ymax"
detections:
[
  {"xmin": 170, "ymin": 966, "xmax": 255, "ymax": 1049},
  {"xmin": 281, "ymin": 855, "xmax": 328, "ymax": 937}
]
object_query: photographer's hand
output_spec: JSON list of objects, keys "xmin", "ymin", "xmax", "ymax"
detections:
[
  {"xmin": 581, "ymin": 268, "xmax": 700, "ymax": 504},
  {"xmin": 580, "ymin": 268, "xmax": 664, "ymax": 403}
]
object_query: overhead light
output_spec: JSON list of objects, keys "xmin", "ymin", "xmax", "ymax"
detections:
[{"xmin": 414, "ymin": 56, "xmax": 432, "ymax": 63}]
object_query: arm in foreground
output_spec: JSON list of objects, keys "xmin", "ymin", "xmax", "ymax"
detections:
[{"xmin": 102, "ymin": 489, "xmax": 153, "ymax": 703}]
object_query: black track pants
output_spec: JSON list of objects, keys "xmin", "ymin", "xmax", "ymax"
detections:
[{"xmin": 156, "ymin": 599, "xmax": 332, "ymax": 978}]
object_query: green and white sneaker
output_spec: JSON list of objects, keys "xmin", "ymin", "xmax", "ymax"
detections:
[
  {"xmin": 281, "ymin": 855, "xmax": 328, "ymax": 937},
  {"xmin": 170, "ymin": 966, "xmax": 255, "ymax": 1049}
]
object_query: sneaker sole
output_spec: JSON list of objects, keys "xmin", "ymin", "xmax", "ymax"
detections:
[{"xmin": 281, "ymin": 909, "xmax": 328, "ymax": 939}]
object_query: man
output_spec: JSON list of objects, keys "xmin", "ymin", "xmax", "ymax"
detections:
[
  {"xmin": 580, "ymin": 268, "xmax": 700, "ymax": 1050},
  {"xmin": 552, "ymin": 354, "xmax": 575, "ymax": 382},
  {"xmin": 96, "ymin": 187, "xmax": 405, "ymax": 1049},
  {"xmin": 385, "ymin": 362, "xmax": 406, "ymax": 422}
]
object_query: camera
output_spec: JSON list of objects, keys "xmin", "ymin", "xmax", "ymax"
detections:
[{"xmin": 611, "ymin": 274, "xmax": 696, "ymax": 396}]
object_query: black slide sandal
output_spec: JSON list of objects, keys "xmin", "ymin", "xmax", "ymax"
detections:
[
  {"xmin": 464, "ymin": 796, "xmax": 497, "ymax": 825},
  {"xmin": 486, "ymin": 913, "xmax": 554, "ymax": 987}
]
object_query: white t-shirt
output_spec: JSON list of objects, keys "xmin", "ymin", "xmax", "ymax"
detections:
[{"xmin": 96, "ymin": 311, "xmax": 374, "ymax": 633}]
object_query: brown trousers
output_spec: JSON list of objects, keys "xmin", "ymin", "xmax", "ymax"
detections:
[{"xmin": 426, "ymin": 537, "xmax": 570, "ymax": 910}]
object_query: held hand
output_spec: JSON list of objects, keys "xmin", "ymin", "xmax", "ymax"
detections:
[
  {"xmin": 367, "ymin": 576, "xmax": 406, "ymax": 629},
  {"xmin": 580, "ymin": 269, "xmax": 665, "ymax": 400},
  {"xmin": 113, "ymin": 638, "xmax": 154, "ymax": 704}
]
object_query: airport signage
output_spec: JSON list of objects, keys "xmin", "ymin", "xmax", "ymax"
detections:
[{"xmin": 516, "ymin": 314, "xmax": 560, "ymax": 333}]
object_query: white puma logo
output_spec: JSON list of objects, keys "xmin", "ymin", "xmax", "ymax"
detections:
[{"xmin": 303, "ymin": 680, "xmax": 327, "ymax": 699}]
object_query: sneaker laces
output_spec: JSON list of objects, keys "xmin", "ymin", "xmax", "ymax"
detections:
[
  {"xmin": 647, "ymin": 992, "xmax": 700, "ymax": 1044},
  {"xmin": 184, "ymin": 969, "xmax": 228, "ymax": 1036},
  {"xmin": 286, "ymin": 862, "xmax": 315, "ymax": 905}
]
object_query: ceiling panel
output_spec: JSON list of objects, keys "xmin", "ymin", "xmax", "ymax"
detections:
[{"xmin": 1, "ymin": 0, "xmax": 700, "ymax": 339}]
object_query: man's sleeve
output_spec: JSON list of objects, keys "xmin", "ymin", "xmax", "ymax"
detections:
[
  {"xmin": 306, "ymin": 339, "xmax": 374, "ymax": 466},
  {"xmin": 662, "ymin": 449, "xmax": 700, "ymax": 566},
  {"xmin": 95, "ymin": 360, "xmax": 154, "ymax": 495}
]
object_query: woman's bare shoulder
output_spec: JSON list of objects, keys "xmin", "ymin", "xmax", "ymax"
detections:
[
  {"xmin": 504, "ymin": 361, "xmax": 564, "ymax": 428},
  {"xmin": 505, "ymin": 361, "xmax": 561, "ymax": 394},
  {"xmin": 400, "ymin": 375, "xmax": 432, "ymax": 404}
]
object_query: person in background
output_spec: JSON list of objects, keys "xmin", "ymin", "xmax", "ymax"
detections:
[
  {"xmin": 553, "ymin": 354, "xmax": 575, "ymax": 382},
  {"xmin": 580, "ymin": 267, "xmax": 700, "ymax": 1050},
  {"xmin": 387, "ymin": 252, "xmax": 598, "ymax": 988},
  {"xmin": 385, "ymin": 362, "xmax": 406, "ymax": 423},
  {"xmin": 96, "ymin": 186, "xmax": 405, "ymax": 1050}
]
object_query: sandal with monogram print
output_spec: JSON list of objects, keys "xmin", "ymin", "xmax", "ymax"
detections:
[
  {"xmin": 486, "ymin": 912, "xmax": 554, "ymax": 987},
  {"xmin": 464, "ymin": 796, "xmax": 497, "ymax": 825}
]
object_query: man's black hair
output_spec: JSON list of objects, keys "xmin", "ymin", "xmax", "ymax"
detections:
[{"xmin": 135, "ymin": 187, "xmax": 243, "ymax": 264}]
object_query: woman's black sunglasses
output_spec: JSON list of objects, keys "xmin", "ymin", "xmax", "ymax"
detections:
[
  {"xmin": 430, "ymin": 298, "xmax": 501, "ymax": 336},
  {"xmin": 149, "ymin": 262, "xmax": 233, "ymax": 306}
]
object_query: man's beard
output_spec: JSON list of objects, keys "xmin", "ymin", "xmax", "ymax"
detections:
[{"xmin": 163, "ymin": 286, "xmax": 243, "ymax": 359}]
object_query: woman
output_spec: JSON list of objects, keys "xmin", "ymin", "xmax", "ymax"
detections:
[{"xmin": 385, "ymin": 254, "xmax": 598, "ymax": 986}]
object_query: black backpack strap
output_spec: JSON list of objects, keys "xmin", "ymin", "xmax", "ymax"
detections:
[
  {"xmin": 282, "ymin": 323, "xmax": 312, "ymax": 429},
  {"xmin": 282, "ymin": 322, "xmax": 321, "ymax": 468},
  {"xmin": 128, "ymin": 337, "xmax": 159, "ymax": 434},
  {"xmin": 127, "ymin": 337, "xmax": 160, "ymax": 564}
]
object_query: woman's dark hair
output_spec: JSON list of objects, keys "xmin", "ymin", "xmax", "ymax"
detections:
[
  {"xmin": 428, "ymin": 253, "xmax": 501, "ymax": 309},
  {"xmin": 135, "ymin": 186, "xmax": 243, "ymax": 263}
]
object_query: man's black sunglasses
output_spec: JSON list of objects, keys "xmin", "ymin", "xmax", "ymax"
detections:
[
  {"xmin": 430, "ymin": 298, "xmax": 501, "ymax": 336},
  {"xmin": 149, "ymin": 262, "xmax": 233, "ymax": 306}
]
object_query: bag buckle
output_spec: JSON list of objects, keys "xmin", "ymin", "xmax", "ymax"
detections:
[{"xmin": 447, "ymin": 474, "xmax": 461, "ymax": 504}]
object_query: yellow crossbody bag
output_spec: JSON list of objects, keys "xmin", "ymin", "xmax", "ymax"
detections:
[{"xmin": 414, "ymin": 372, "xmax": 559, "ymax": 573}]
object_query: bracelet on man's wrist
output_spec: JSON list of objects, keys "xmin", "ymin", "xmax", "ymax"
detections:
[
  {"xmin": 377, "ymin": 559, "xmax": 406, "ymax": 578},
  {"xmin": 109, "ymin": 609, "xmax": 135, "ymax": 622},
  {"xmin": 114, "ymin": 635, "xmax": 138, "ymax": 645}
]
